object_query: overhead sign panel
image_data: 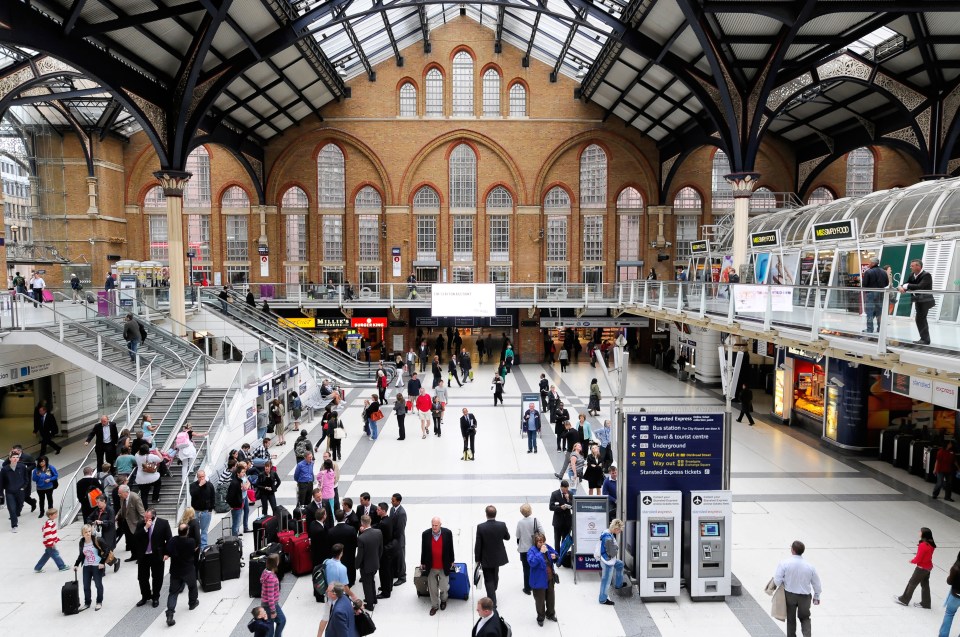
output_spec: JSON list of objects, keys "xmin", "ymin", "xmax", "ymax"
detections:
[
  {"xmin": 750, "ymin": 230, "xmax": 780, "ymax": 248},
  {"xmin": 812, "ymin": 219, "xmax": 856, "ymax": 243},
  {"xmin": 431, "ymin": 283, "xmax": 496, "ymax": 317}
]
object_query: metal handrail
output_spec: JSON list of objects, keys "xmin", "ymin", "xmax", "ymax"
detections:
[
  {"xmin": 96, "ymin": 312, "xmax": 190, "ymax": 373},
  {"xmin": 175, "ymin": 435, "xmax": 208, "ymax": 523},
  {"xmin": 155, "ymin": 357, "xmax": 206, "ymax": 455},
  {"xmin": 56, "ymin": 357, "xmax": 158, "ymax": 528}
]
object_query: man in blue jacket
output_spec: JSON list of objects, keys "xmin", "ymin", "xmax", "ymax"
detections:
[
  {"xmin": 294, "ymin": 452, "xmax": 315, "ymax": 506},
  {"xmin": 0, "ymin": 452, "xmax": 31, "ymax": 532},
  {"xmin": 326, "ymin": 582, "xmax": 357, "ymax": 637},
  {"xmin": 521, "ymin": 403, "xmax": 542, "ymax": 454}
]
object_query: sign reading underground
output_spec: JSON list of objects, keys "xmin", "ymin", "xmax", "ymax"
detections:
[
  {"xmin": 750, "ymin": 230, "xmax": 780, "ymax": 248},
  {"xmin": 812, "ymin": 219, "xmax": 857, "ymax": 243}
]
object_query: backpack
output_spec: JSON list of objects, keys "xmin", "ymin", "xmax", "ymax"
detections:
[
  {"xmin": 498, "ymin": 615, "xmax": 513, "ymax": 637},
  {"xmin": 214, "ymin": 480, "xmax": 231, "ymax": 513},
  {"xmin": 138, "ymin": 321, "xmax": 148, "ymax": 343}
]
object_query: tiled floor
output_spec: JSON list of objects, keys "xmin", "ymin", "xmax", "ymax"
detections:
[{"xmin": 1, "ymin": 358, "xmax": 955, "ymax": 636}]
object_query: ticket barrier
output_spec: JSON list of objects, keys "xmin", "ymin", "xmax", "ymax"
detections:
[
  {"xmin": 689, "ymin": 490, "xmax": 732, "ymax": 600},
  {"xmin": 638, "ymin": 491, "xmax": 681, "ymax": 599}
]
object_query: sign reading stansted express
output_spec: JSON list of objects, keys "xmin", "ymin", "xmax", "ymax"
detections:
[
  {"xmin": 750, "ymin": 230, "xmax": 780, "ymax": 248},
  {"xmin": 812, "ymin": 219, "xmax": 856, "ymax": 242}
]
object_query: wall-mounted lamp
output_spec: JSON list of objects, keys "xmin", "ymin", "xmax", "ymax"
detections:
[
  {"xmin": 538, "ymin": 228, "xmax": 544, "ymax": 240},
  {"xmin": 381, "ymin": 221, "xmax": 388, "ymax": 239}
]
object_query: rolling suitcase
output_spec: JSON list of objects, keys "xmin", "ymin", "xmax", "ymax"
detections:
[
  {"xmin": 893, "ymin": 434, "xmax": 915, "ymax": 470},
  {"xmin": 249, "ymin": 553, "xmax": 267, "ymax": 597},
  {"xmin": 413, "ymin": 566, "xmax": 430, "ymax": 597},
  {"xmin": 313, "ymin": 563, "xmax": 328, "ymax": 602},
  {"xmin": 217, "ymin": 535, "xmax": 243, "ymax": 580},
  {"xmin": 61, "ymin": 572, "xmax": 80, "ymax": 615},
  {"xmin": 253, "ymin": 516, "xmax": 279, "ymax": 549},
  {"xmin": 199, "ymin": 546, "xmax": 222, "ymax": 592},
  {"xmin": 280, "ymin": 531, "xmax": 312, "ymax": 576},
  {"xmin": 253, "ymin": 541, "xmax": 283, "ymax": 558},
  {"xmin": 276, "ymin": 505, "xmax": 293, "ymax": 532},
  {"xmin": 557, "ymin": 535, "xmax": 573, "ymax": 568},
  {"xmin": 448, "ymin": 562, "xmax": 470, "ymax": 600}
]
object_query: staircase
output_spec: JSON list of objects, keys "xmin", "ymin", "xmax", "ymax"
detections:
[
  {"xmin": 142, "ymin": 387, "xmax": 201, "ymax": 521},
  {"xmin": 199, "ymin": 288, "xmax": 390, "ymax": 385},
  {"xmin": 92, "ymin": 315, "xmax": 206, "ymax": 375},
  {"xmin": 180, "ymin": 387, "xmax": 230, "ymax": 482}
]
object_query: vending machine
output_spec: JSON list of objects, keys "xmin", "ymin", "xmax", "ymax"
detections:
[
  {"xmin": 689, "ymin": 490, "xmax": 733, "ymax": 600},
  {"xmin": 638, "ymin": 491, "xmax": 681, "ymax": 599}
]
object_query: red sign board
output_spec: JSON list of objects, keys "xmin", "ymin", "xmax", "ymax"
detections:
[{"xmin": 351, "ymin": 317, "xmax": 388, "ymax": 328}]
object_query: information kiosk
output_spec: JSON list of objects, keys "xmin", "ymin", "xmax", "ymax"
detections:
[
  {"xmin": 688, "ymin": 490, "xmax": 733, "ymax": 600},
  {"xmin": 638, "ymin": 491, "xmax": 681, "ymax": 599}
]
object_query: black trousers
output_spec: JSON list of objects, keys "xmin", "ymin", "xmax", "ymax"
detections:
[
  {"xmin": 898, "ymin": 566, "xmax": 931, "ymax": 608},
  {"xmin": 361, "ymin": 570, "xmax": 378, "ymax": 608},
  {"xmin": 462, "ymin": 431, "xmax": 475, "ymax": 456},
  {"xmin": 520, "ymin": 551, "xmax": 531, "ymax": 593},
  {"xmin": 117, "ymin": 519, "xmax": 135, "ymax": 551},
  {"xmin": 916, "ymin": 303, "xmax": 932, "ymax": 343},
  {"xmin": 784, "ymin": 591, "xmax": 812, "ymax": 637},
  {"xmin": 736, "ymin": 407, "xmax": 754, "ymax": 424},
  {"xmin": 397, "ymin": 415, "xmax": 405, "ymax": 440},
  {"xmin": 379, "ymin": 551, "xmax": 394, "ymax": 596},
  {"xmin": 138, "ymin": 554, "xmax": 166, "ymax": 601},
  {"xmin": 296, "ymin": 482, "xmax": 314, "ymax": 506},
  {"xmin": 482, "ymin": 566, "xmax": 500, "ymax": 606},
  {"xmin": 166, "ymin": 572, "xmax": 198, "ymax": 613},
  {"xmin": 540, "ymin": 393, "xmax": 549, "ymax": 412},
  {"xmin": 95, "ymin": 445, "xmax": 117, "ymax": 473},
  {"xmin": 553, "ymin": 524, "xmax": 570, "ymax": 556},
  {"xmin": 39, "ymin": 433, "xmax": 62, "ymax": 456}
]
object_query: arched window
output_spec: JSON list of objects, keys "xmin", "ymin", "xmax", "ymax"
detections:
[
  {"xmin": 751, "ymin": 186, "xmax": 777, "ymax": 211},
  {"xmin": 846, "ymin": 147, "xmax": 874, "ymax": 197},
  {"xmin": 580, "ymin": 144, "xmax": 607, "ymax": 208},
  {"xmin": 184, "ymin": 146, "xmax": 210, "ymax": 206},
  {"xmin": 544, "ymin": 186, "xmax": 571, "ymax": 210},
  {"xmin": 711, "ymin": 149, "xmax": 733, "ymax": 211},
  {"xmin": 399, "ymin": 82, "xmax": 417, "ymax": 117},
  {"xmin": 356, "ymin": 186, "xmax": 382, "ymax": 262},
  {"xmin": 482, "ymin": 69, "xmax": 500, "ymax": 117},
  {"xmin": 414, "ymin": 186, "xmax": 440, "ymax": 209},
  {"xmin": 414, "ymin": 186, "xmax": 439, "ymax": 261},
  {"xmin": 452, "ymin": 51, "xmax": 474, "ymax": 116},
  {"xmin": 281, "ymin": 186, "xmax": 309, "ymax": 209},
  {"xmin": 509, "ymin": 83, "xmax": 526, "ymax": 117},
  {"xmin": 486, "ymin": 186, "xmax": 513, "ymax": 210},
  {"xmin": 145, "ymin": 186, "xmax": 168, "ymax": 262},
  {"xmin": 425, "ymin": 69, "xmax": 443, "ymax": 117},
  {"xmin": 221, "ymin": 186, "xmax": 250, "ymax": 208},
  {"xmin": 807, "ymin": 186, "xmax": 835, "ymax": 206},
  {"xmin": 617, "ymin": 187, "xmax": 644, "ymax": 209},
  {"xmin": 449, "ymin": 144, "xmax": 476, "ymax": 209},
  {"xmin": 317, "ymin": 144, "xmax": 345, "ymax": 207},
  {"xmin": 674, "ymin": 187, "xmax": 703, "ymax": 260}
]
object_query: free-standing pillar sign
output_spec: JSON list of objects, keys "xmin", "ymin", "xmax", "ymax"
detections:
[{"xmin": 626, "ymin": 409, "xmax": 725, "ymax": 518}]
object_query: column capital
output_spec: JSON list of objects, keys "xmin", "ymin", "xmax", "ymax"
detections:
[
  {"xmin": 153, "ymin": 170, "xmax": 192, "ymax": 197},
  {"xmin": 724, "ymin": 172, "xmax": 761, "ymax": 198}
]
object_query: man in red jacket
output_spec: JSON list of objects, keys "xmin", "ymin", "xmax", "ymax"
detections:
[
  {"xmin": 932, "ymin": 441, "xmax": 957, "ymax": 502},
  {"xmin": 420, "ymin": 517, "xmax": 454, "ymax": 616}
]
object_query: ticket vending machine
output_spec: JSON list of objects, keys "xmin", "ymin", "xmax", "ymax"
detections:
[
  {"xmin": 638, "ymin": 491, "xmax": 682, "ymax": 599},
  {"xmin": 689, "ymin": 490, "xmax": 733, "ymax": 600}
]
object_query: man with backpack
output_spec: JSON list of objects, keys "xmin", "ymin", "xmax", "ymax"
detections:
[{"xmin": 12, "ymin": 271, "xmax": 26, "ymax": 302}]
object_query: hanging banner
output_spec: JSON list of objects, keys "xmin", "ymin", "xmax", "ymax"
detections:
[
  {"xmin": 733, "ymin": 285, "xmax": 795, "ymax": 312},
  {"xmin": 392, "ymin": 247, "xmax": 402, "ymax": 277},
  {"xmin": 813, "ymin": 219, "xmax": 857, "ymax": 243},
  {"xmin": 260, "ymin": 255, "xmax": 269, "ymax": 277},
  {"xmin": 625, "ymin": 410, "xmax": 725, "ymax": 519}
]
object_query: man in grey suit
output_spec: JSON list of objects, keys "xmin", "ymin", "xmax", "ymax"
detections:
[
  {"xmin": 356, "ymin": 515, "xmax": 383, "ymax": 612},
  {"xmin": 390, "ymin": 492, "xmax": 408, "ymax": 586},
  {"xmin": 474, "ymin": 505, "xmax": 510, "ymax": 607},
  {"xmin": 116, "ymin": 485, "xmax": 145, "ymax": 559}
]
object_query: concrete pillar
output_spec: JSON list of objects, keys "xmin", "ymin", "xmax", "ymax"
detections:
[
  {"xmin": 154, "ymin": 170, "xmax": 192, "ymax": 336},
  {"xmin": 28, "ymin": 176, "xmax": 40, "ymax": 215},
  {"xmin": 86, "ymin": 176, "xmax": 99, "ymax": 216},
  {"xmin": 724, "ymin": 172, "xmax": 759, "ymax": 273}
]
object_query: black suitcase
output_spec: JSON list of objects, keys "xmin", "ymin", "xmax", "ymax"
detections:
[
  {"xmin": 249, "ymin": 554, "xmax": 267, "ymax": 597},
  {"xmin": 217, "ymin": 535, "xmax": 243, "ymax": 580},
  {"xmin": 253, "ymin": 541, "xmax": 283, "ymax": 558},
  {"xmin": 61, "ymin": 573, "xmax": 80, "ymax": 615},
  {"xmin": 199, "ymin": 546, "xmax": 222, "ymax": 592},
  {"xmin": 893, "ymin": 434, "xmax": 915, "ymax": 470},
  {"xmin": 276, "ymin": 505, "xmax": 293, "ymax": 532},
  {"xmin": 313, "ymin": 563, "xmax": 328, "ymax": 602},
  {"xmin": 253, "ymin": 516, "xmax": 279, "ymax": 550}
]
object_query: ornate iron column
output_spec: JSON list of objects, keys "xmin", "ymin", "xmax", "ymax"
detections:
[
  {"xmin": 154, "ymin": 170, "xmax": 191, "ymax": 335},
  {"xmin": 724, "ymin": 172, "xmax": 759, "ymax": 273}
]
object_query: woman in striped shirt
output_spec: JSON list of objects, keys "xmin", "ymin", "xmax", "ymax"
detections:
[{"xmin": 260, "ymin": 553, "xmax": 286, "ymax": 637}]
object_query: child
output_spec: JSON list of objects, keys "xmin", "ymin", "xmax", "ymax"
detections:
[
  {"xmin": 247, "ymin": 606, "xmax": 271, "ymax": 637},
  {"xmin": 98, "ymin": 463, "xmax": 118, "ymax": 500},
  {"xmin": 35, "ymin": 508, "xmax": 69, "ymax": 573}
]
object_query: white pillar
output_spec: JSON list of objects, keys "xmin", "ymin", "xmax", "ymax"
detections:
[
  {"xmin": 154, "ymin": 170, "xmax": 192, "ymax": 336},
  {"xmin": 86, "ymin": 176, "xmax": 99, "ymax": 215},
  {"xmin": 724, "ymin": 172, "xmax": 759, "ymax": 273}
]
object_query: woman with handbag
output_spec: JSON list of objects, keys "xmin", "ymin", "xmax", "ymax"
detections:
[
  {"xmin": 567, "ymin": 443, "xmax": 585, "ymax": 495},
  {"xmin": 328, "ymin": 413, "xmax": 345, "ymax": 462},
  {"xmin": 394, "ymin": 393, "xmax": 407, "ymax": 441},
  {"xmin": 256, "ymin": 460, "xmax": 281, "ymax": 517},
  {"xmin": 74, "ymin": 524, "xmax": 110, "ymax": 611},
  {"xmin": 317, "ymin": 459, "xmax": 337, "ymax": 522},
  {"xmin": 270, "ymin": 399, "xmax": 286, "ymax": 446},
  {"xmin": 588, "ymin": 378, "xmax": 602, "ymax": 416},
  {"xmin": 492, "ymin": 374, "xmax": 504, "ymax": 406},
  {"xmin": 175, "ymin": 423, "xmax": 206, "ymax": 481},
  {"xmin": 527, "ymin": 532, "xmax": 559, "ymax": 626},
  {"xmin": 133, "ymin": 447, "xmax": 162, "ymax": 503},
  {"xmin": 32, "ymin": 455, "xmax": 59, "ymax": 516},
  {"xmin": 363, "ymin": 395, "xmax": 383, "ymax": 441},
  {"xmin": 895, "ymin": 526, "xmax": 936, "ymax": 609}
]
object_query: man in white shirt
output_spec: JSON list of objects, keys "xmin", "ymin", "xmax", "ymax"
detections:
[
  {"xmin": 31, "ymin": 272, "xmax": 46, "ymax": 307},
  {"xmin": 773, "ymin": 540, "xmax": 822, "ymax": 637},
  {"xmin": 472, "ymin": 596, "xmax": 504, "ymax": 637}
]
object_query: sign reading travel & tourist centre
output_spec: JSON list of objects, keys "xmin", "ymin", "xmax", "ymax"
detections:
[{"xmin": 626, "ymin": 409, "xmax": 724, "ymax": 518}]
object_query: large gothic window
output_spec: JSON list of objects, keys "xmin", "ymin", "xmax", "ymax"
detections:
[
  {"xmin": 317, "ymin": 144, "xmax": 345, "ymax": 207},
  {"xmin": 579, "ymin": 144, "xmax": 607, "ymax": 208},
  {"xmin": 449, "ymin": 144, "xmax": 476, "ymax": 209},
  {"xmin": 846, "ymin": 147, "xmax": 874, "ymax": 197},
  {"xmin": 452, "ymin": 51, "xmax": 474, "ymax": 116}
]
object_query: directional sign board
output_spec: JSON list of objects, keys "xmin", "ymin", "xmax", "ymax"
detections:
[{"xmin": 625, "ymin": 409, "xmax": 725, "ymax": 519}]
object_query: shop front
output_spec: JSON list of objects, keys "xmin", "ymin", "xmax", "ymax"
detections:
[{"xmin": 774, "ymin": 347, "xmax": 826, "ymax": 431}]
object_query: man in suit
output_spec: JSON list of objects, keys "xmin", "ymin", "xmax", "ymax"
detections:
[
  {"xmin": 343, "ymin": 497, "xmax": 360, "ymax": 532},
  {"xmin": 375, "ymin": 503, "xmax": 395, "ymax": 599},
  {"xmin": 549, "ymin": 481, "xmax": 573, "ymax": 554},
  {"xmin": 116, "ymin": 484, "xmax": 145, "ymax": 559},
  {"xmin": 305, "ymin": 487, "xmax": 327, "ymax": 527},
  {"xmin": 460, "ymin": 408, "xmax": 478, "ymax": 461},
  {"xmin": 84, "ymin": 415, "xmax": 119, "ymax": 472},
  {"xmin": 390, "ymin": 492, "xmax": 408, "ymax": 586},
  {"xmin": 861, "ymin": 256, "xmax": 888, "ymax": 333},
  {"xmin": 327, "ymin": 583, "xmax": 357, "ymax": 637},
  {"xmin": 472, "ymin": 596, "xmax": 506, "ymax": 637},
  {"xmin": 308, "ymin": 508, "xmax": 330, "ymax": 567},
  {"xmin": 134, "ymin": 509, "xmax": 173, "ymax": 607},
  {"xmin": 538, "ymin": 374, "xmax": 550, "ymax": 412},
  {"xmin": 34, "ymin": 405, "xmax": 62, "ymax": 456},
  {"xmin": 357, "ymin": 492, "xmax": 380, "ymax": 527},
  {"xmin": 328, "ymin": 509, "xmax": 358, "ymax": 586},
  {"xmin": 356, "ymin": 515, "xmax": 383, "ymax": 612},
  {"xmin": 736, "ymin": 383, "xmax": 755, "ymax": 425},
  {"xmin": 76, "ymin": 466, "xmax": 104, "ymax": 524},
  {"xmin": 474, "ymin": 505, "xmax": 510, "ymax": 607},
  {"xmin": 164, "ymin": 522, "xmax": 198, "ymax": 626},
  {"xmin": 419, "ymin": 517, "xmax": 455, "ymax": 616},
  {"xmin": 898, "ymin": 258, "xmax": 935, "ymax": 345},
  {"xmin": 418, "ymin": 340, "xmax": 429, "ymax": 373}
]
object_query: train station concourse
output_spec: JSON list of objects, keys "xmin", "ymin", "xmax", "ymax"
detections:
[{"xmin": 3, "ymin": 1, "xmax": 960, "ymax": 636}]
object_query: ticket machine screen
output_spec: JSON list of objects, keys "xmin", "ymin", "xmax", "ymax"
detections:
[
  {"xmin": 650, "ymin": 523, "xmax": 670, "ymax": 538},
  {"xmin": 700, "ymin": 522, "xmax": 720, "ymax": 537}
]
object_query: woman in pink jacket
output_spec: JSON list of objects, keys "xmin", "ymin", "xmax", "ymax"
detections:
[{"xmin": 317, "ymin": 458, "xmax": 337, "ymax": 523}]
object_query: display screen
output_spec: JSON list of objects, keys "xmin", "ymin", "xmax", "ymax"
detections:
[
  {"xmin": 431, "ymin": 284, "xmax": 496, "ymax": 317},
  {"xmin": 700, "ymin": 522, "xmax": 720, "ymax": 537},
  {"xmin": 650, "ymin": 523, "xmax": 670, "ymax": 538}
]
